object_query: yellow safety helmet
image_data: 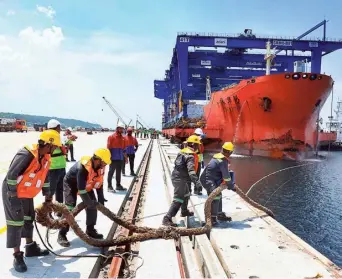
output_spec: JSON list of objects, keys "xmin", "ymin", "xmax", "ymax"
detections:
[
  {"xmin": 94, "ymin": 148, "xmax": 111, "ymax": 165},
  {"xmin": 39, "ymin": 129, "xmax": 62, "ymax": 147},
  {"xmin": 187, "ymin": 135, "xmax": 201, "ymax": 144},
  {"xmin": 222, "ymin": 142, "xmax": 234, "ymax": 152}
]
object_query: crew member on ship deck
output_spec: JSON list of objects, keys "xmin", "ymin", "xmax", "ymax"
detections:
[{"xmin": 200, "ymin": 142, "xmax": 235, "ymax": 226}]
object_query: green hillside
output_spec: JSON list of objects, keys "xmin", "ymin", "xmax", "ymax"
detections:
[{"xmin": 0, "ymin": 112, "xmax": 102, "ymax": 129}]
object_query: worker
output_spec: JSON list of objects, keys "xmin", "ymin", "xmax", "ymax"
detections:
[
  {"xmin": 57, "ymin": 148, "xmax": 111, "ymax": 247},
  {"xmin": 162, "ymin": 135, "xmax": 203, "ymax": 227},
  {"xmin": 200, "ymin": 142, "xmax": 235, "ymax": 226},
  {"xmin": 47, "ymin": 119, "xmax": 67, "ymax": 213},
  {"xmin": 123, "ymin": 127, "xmax": 138, "ymax": 176},
  {"xmin": 63, "ymin": 127, "xmax": 77, "ymax": 162},
  {"xmin": 107, "ymin": 122, "xmax": 128, "ymax": 192},
  {"xmin": 192, "ymin": 128, "xmax": 205, "ymax": 195},
  {"xmin": 2, "ymin": 130, "xmax": 61, "ymax": 273}
]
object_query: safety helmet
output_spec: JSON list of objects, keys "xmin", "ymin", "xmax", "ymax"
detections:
[
  {"xmin": 94, "ymin": 148, "xmax": 111, "ymax": 165},
  {"xmin": 47, "ymin": 119, "xmax": 61, "ymax": 129},
  {"xmin": 222, "ymin": 142, "xmax": 234, "ymax": 152},
  {"xmin": 194, "ymin": 128, "xmax": 203, "ymax": 136},
  {"xmin": 127, "ymin": 127, "xmax": 133, "ymax": 132},
  {"xmin": 39, "ymin": 129, "xmax": 62, "ymax": 146},
  {"xmin": 117, "ymin": 121, "xmax": 125, "ymax": 129},
  {"xmin": 67, "ymin": 127, "xmax": 72, "ymax": 131},
  {"xmin": 187, "ymin": 135, "xmax": 201, "ymax": 144}
]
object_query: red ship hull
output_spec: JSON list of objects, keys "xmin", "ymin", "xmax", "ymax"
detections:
[{"xmin": 163, "ymin": 73, "xmax": 334, "ymax": 160}]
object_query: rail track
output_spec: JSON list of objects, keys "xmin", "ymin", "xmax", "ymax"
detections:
[{"xmin": 88, "ymin": 138, "xmax": 231, "ymax": 278}]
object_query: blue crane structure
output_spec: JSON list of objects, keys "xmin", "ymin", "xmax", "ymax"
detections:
[{"xmin": 154, "ymin": 20, "xmax": 342, "ymax": 127}]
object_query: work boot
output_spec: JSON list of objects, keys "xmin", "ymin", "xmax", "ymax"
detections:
[
  {"xmin": 107, "ymin": 185, "xmax": 116, "ymax": 193},
  {"xmin": 116, "ymin": 185, "xmax": 127, "ymax": 191},
  {"xmin": 217, "ymin": 212, "xmax": 232, "ymax": 222},
  {"xmin": 86, "ymin": 226, "xmax": 103, "ymax": 239},
  {"xmin": 25, "ymin": 241, "xmax": 49, "ymax": 257},
  {"xmin": 57, "ymin": 232, "xmax": 70, "ymax": 247},
  {"xmin": 13, "ymin": 251, "xmax": 27, "ymax": 273},
  {"xmin": 180, "ymin": 198, "xmax": 194, "ymax": 217},
  {"xmin": 211, "ymin": 217, "xmax": 219, "ymax": 227},
  {"xmin": 162, "ymin": 216, "xmax": 177, "ymax": 227},
  {"xmin": 162, "ymin": 201, "xmax": 181, "ymax": 226},
  {"xmin": 130, "ymin": 172, "xmax": 136, "ymax": 176}
]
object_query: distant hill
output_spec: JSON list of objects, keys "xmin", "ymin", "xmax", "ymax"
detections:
[{"xmin": 0, "ymin": 112, "xmax": 102, "ymax": 129}]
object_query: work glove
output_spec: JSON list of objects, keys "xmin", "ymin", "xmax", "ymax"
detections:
[
  {"xmin": 80, "ymin": 193, "xmax": 97, "ymax": 210},
  {"xmin": 195, "ymin": 180, "xmax": 203, "ymax": 191},
  {"xmin": 9, "ymin": 196, "xmax": 22, "ymax": 215},
  {"xmin": 44, "ymin": 195, "xmax": 53, "ymax": 203},
  {"xmin": 201, "ymin": 161, "xmax": 205, "ymax": 169}
]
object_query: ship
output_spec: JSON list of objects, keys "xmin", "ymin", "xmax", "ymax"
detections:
[{"xmin": 156, "ymin": 22, "xmax": 342, "ymax": 160}]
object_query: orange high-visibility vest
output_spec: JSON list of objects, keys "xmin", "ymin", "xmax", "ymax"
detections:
[
  {"xmin": 79, "ymin": 156, "xmax": 104, "ymax": 193},
  {"xmin": 16, "ymin": 145, "xmax": 51, "ymax": 199}
]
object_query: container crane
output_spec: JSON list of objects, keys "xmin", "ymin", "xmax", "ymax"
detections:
[{"xmin": 102, "ymin": 96, "xmax": 133, "ymax": 128}]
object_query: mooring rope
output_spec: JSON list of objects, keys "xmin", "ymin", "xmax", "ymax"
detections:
[{"xmin": 35, "ymin": 184, "xmax": 274, "ymax": 248}]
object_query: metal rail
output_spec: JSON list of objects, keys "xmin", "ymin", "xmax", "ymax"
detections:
[
  {"xmin": 107, "ymin": 139, "xmax": 154, "ymax": 278},
  {"xmin": 88, "ymin": 139, "xmax": 153, "ymax": 278}
]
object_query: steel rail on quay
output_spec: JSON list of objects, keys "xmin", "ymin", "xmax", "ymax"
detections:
[
  {"xmin": 90, "ymin": 139, "xmax": 154, "ymax": 278},
  {"xmin": 91, "ymin": 138, "xmax": 227, "ymax": 279}
]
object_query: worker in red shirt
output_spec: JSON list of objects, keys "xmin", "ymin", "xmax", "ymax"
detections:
[
  {"xmin": 122, "ymin": 127, "xmax": 139, "ymax": 176},
  {"xmin": 107, "ymin": 122, "xmax": 128, "ymax": 192}
]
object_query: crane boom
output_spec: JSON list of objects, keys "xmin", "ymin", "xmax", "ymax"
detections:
[{"xmin": 102, "ymin": 96, "xmax": 130, "ymax": 127}]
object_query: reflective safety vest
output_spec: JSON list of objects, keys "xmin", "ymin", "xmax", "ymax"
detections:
[
  {"xmin": 16, "ymin": 145, "xmax": 51, "ymax": 199},
  {"xmin": 213, "ymin": 153, "xmax": 232, "ymax": 185},
  {"xmin": 79, "ymin": 156, "xmax": 105, "ymax": 193},
  {"xmin": 180, "ymin": 147, "xmax": 199, "ymax": 173}
]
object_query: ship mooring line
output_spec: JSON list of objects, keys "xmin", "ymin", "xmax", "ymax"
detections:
[{"xmin": 246, "ymin": 161, "xmax": 318, "ymax": 196}]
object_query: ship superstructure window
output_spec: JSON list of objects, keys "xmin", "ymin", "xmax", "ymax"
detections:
[
  {"xmin": 292, "ymin": 73, "xmax": 300, "ymax": 80},
  {"xmin": 310, "ymin": 74, "xmax": 317, "ymax": 80}
]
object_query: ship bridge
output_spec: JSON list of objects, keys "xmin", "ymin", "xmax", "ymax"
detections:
[{"xmin": 154, "ymin": 20, "xmax": 342, "ymax": 126}]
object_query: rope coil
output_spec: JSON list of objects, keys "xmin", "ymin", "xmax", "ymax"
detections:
[{"xmin": 35, "ymin": 185, "xmax": 274, "ymax": 248}]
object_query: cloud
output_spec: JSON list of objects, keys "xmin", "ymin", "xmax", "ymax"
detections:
[
  {"xmin": 36, "ymin": 5, "xmax": 56, "ymax": 19},
  {"xmin": 0, "ymin": 25, "xmax": 167, "ymax": 129},
  {"xmin": 6, "ymin": 10, "xmax": 16, "ymax": 16}
]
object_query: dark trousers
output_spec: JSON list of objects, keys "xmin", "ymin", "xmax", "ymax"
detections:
[
  {"xmin": 203, "ymin": 181, "xmax": 222, "ymax": 218},
  {"xmin": 108, "ymin": 160, "xmax": 123, "ymax": 187},
  {"xmin": 60, "ymin": 179, "xmax": 97, "ymax": 234},
  {"xmin": 2, "ymin": 181, "xmax": 35, "ymax": 248},
  {"xmin": 48, "ymin": 168, "xmax": 66, "ymax": 203},
  {"xmin": 66, "ymin": 144, "xmax": 75, "ymax": 160},
  {"xmin": 122, "ymin": 154, "xmax": 135, "ymax": 174}
]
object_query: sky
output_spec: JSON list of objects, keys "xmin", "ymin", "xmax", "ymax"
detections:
[{"xmin": 0, "ymin": 0, "xmax": 341, "ymax": 129}]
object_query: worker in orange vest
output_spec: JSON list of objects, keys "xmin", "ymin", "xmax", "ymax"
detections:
[
  {"xmin": 162, "ymin": 135, "xmax": 203, "ymax": 227},
  {"xmin": 122, "ymin": 127, "xmax": 139, "ymax": 176},
  {"xmin": 2, "ymin": 130, "xmax": 61, "ymax": 273},
  {"xmin": 57, "ymin": 148, "xmax": 111, "ymax": 248}
]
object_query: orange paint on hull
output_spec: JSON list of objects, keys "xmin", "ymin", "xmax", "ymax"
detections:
[{"xmin": 163, "ymin": 73, "xmax": 334, "ymax": 160}]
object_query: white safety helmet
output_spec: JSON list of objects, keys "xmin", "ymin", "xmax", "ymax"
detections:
[
  {"xmin": 117, "ymin": 121, "xmax": 125, "ymax": 129},
  {"xmin": 67, "ymin": 127, "xmax": 72, "ymax": 131},
  {"xmin": 194, "ymin": 128, "xmax": 203, "ymax": 136},
  {"xmin": 47, "ymin": 119, "xmax": 61, "ymax": 129}
]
